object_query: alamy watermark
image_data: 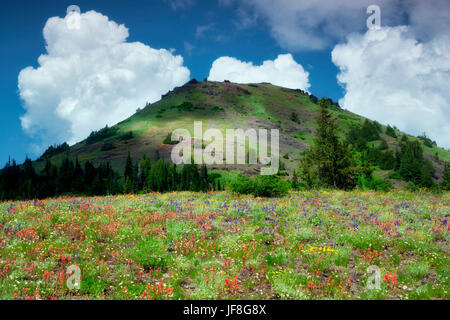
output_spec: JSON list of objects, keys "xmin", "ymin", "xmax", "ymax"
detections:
[
  {"xmin": 66, "ymin": 265, "xmax": 81, "ymax": 290},
  {"xmin": 66, "ymin": 5, "xmax": 81, "ymax": 30},
  {"xmin": 170, "ymin": 121, "xmax": 279, "ymax": 175},
  {"xmin": 366, "ymin": 265, "xmax": 381, "ymax": 290},
  {"xmin": 367, "ymin": 5, "xmax": 381, "ymax": 30}
]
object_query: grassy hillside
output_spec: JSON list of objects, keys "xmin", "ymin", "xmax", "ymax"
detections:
[{"xmin": 34, "ymin": 79, "xmax": 450, "ymax": 184}]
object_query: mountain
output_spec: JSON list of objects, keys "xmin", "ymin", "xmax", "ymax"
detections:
[{"xmin": 34, "ymin": 79, "xmax": 450, "ymax": 186}]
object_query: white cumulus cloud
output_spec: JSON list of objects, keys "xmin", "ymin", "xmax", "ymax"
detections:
[
  {"xmin": 208, "ymin": 54, "xmax": 310, "ymax": 91},
  {"xmin": 233, "ymin": 0, "xmax": 449, "ymax": 52},
  {"xmin": 18, "ymin": 10, "xmax": 190, "ymax": 152},
  {"xmin": 332, "ymin": 26, "xmax": 450, "ymax": 149},
  {"xmin": 233, "ymin": 0, "xmax": 402, "ymax": 51}
]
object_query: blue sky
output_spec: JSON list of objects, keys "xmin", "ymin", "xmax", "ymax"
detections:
[{"xmin": 1, "ymin": 0, "xmax": 449, "ymax": 167}]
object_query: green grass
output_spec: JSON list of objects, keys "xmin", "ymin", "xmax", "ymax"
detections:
[
  {"xmin": 293, "ymin": 133, "xmax": 315, "ymax": 147},
  {"xmin": 423, "ymin": 145, "xmax": 450, "ymax": 161}
]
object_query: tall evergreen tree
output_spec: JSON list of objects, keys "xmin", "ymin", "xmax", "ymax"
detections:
[
  {"xmin": 139, "ymin": 154, "xmax": 151, "ymax": 191},
  {"xmin": 149, "ymin": 159, "xmax": 168, "ymax": 192},
  {"xmin": 20, "ymin": 157, "xmax": 37, "ymax": 199},
  {"xmin": 441, "ymin": 162, "xmax": 450, "ymax": 191},
  {"xmin": 299, "ymin": 104, "xmax": 358, "ymax": 189},
  {"xmin": 124, "ymin": 152, "xmax": 134, "ymax": 182},
  {"xmin": 171, "ymin": 164, "xmax": 178, "ymax": 190},
  {"xmin": 398, "ymin": 140, "xmax": 434, "ymax": 187},
  {"xmin": 291, "ymin": 170, "xmax": 299, "ymax": 190},
  {"xmin": 200, "ymin": 164, "xmax": 209, "ymax": 191},
  {"xmin": 59, "ymin": 154, "xmax": 75, "ymax": 193},
  {"xmin": 124, "ymin": 152, "xmax": 136, "ymax": 193},
  {"xmin": 73, "ymin": 157, "xmax": 84, "ymax": 193}
]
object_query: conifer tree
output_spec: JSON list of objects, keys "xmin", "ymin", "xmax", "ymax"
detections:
[
  {"xmin": 150, "ymin": 159, "xmax": 168, "ymax": 192},
  {"xmin": 200, "ymin": 164, "xmax": 209, "ymax": 191},
  {"xmin": 172, "ymin": 164, "xmax": 178, "ymax": 190},
  {"xmin": 22, "ymin": 157, "xmax": 36, "ymax": 199},
  {"xmin": 124, "ymin": 152, "xmax": 134, "ymax": 182},
  {"xmin": 73, "ymin": 157, "xmax": 84, "ymax": 193},
  {"xmin": 385, "ymin": 125, "xmax": 397, "ymax": 138},
  {"xmin": 299, "ymin": 104, "xmax": 358, "ymax": 189},
  {"xmin": 441, "ymin": 162, "xmax": 450, "ymax": 191},
  {"xmin": 291, "ymin": 170, "xmax": 299, "ymax": 190},
  {"xmin": 59, "ymin": 154, "xmax": 74, "ymax": 193},
  {"xmin": 84, "ymin": 161, "xmax": 96, "ymax": 194}
]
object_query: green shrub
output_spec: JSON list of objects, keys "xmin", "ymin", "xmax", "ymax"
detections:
[
  {"xmin": 418, "ymin": 133, "xmax": 433, "ymax": 148},
  {"xmin": 379, "ymin": 139, "xmax": 388, "ymax": 150},
  {"xmin": 211, "ymin": 106, "xmax": 224, "ymax": 112},
  {"xmin": 229, "ymin": 175, "xmax": 253, "ymax": 194},
  {"xmin": 388, "ymin": 171, "xmax": 401, "ymax": 180},
  {"xmin": 101, "ymin": 142, "xmax": 115, "ymax": 151},
  {"xmin": 118, "ymin": 131, "xmax": 133, "ymax": 141},
  {"xmin": 385, "ymin": 125, "xmax": 397, "ymax": 138},
  {"xmin": 229, "ymin": 175, "xmax": 290, "ymax": 197},
  {"xmin": 176, "ymin": 101, "xmax": 195, "ymax": 111},
  {"xmin": 163, "ymin": 133, "xmax": 178, "ymax": 145},
  {"xmin": 405, "ymin": 181, "xmax": 418, "ymax": 191},
  {"xmin": 40, "ymin": 142, "xmax": 70, "ymax": 159},
  {"xmin": 86, "ymin": 125, "xmax": 118, "ymax": 145},
  {"xmin": 364, "ymin": 148, "xmax": 396, "ymax": 170},
  {"xmin": 290, "ymin": 112, "xmax": 300, "ymax": 124},
  {"xmin": 357, "ymin": 174, "xmax": 392, "ymax": 192}
]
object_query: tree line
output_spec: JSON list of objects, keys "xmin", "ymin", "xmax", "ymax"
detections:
[{"xmin": 0, "ymin": 152, "xmax": 221, "ymax": 201}]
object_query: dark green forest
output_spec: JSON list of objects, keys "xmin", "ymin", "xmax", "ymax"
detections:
[{"xmin": 0, "ymin": 151, "xmax": 220, "ymax": 201}]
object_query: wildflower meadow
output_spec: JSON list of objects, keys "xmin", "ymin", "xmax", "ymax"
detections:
[{"xmin": 0, "ymin": 190, "xmax": 448, "ymax": 300}]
